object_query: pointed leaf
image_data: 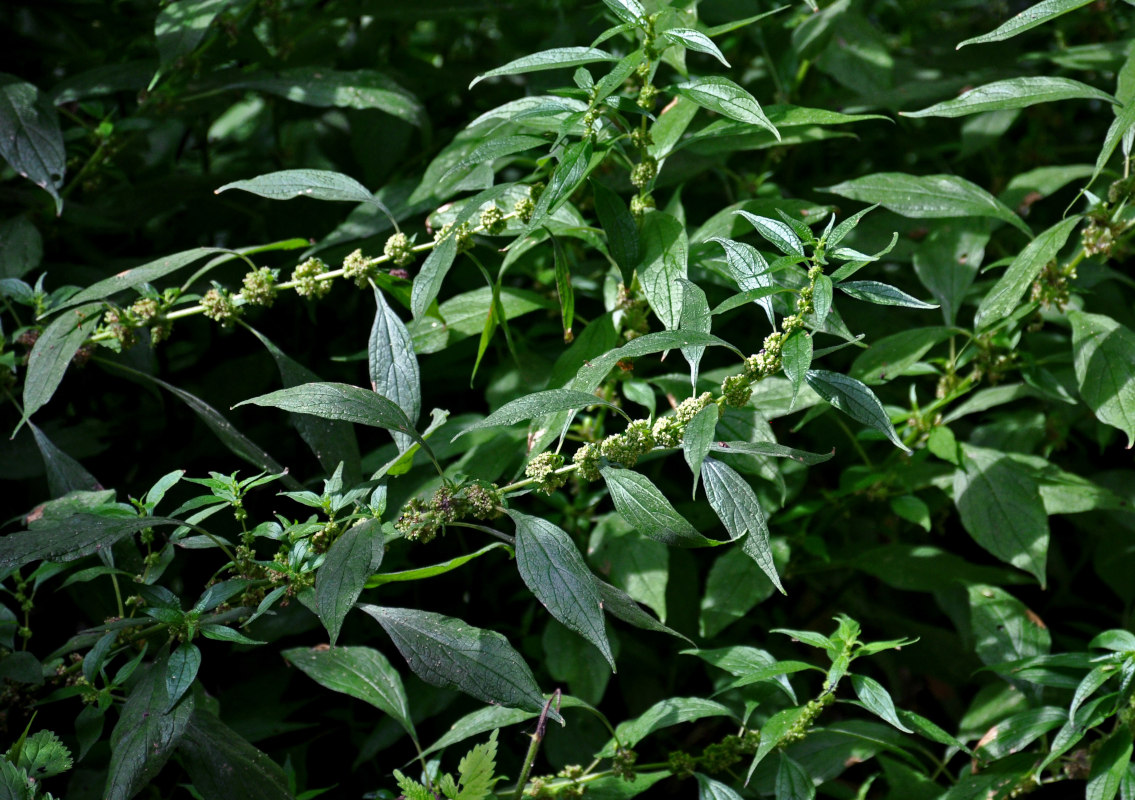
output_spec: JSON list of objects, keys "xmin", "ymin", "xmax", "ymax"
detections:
[
  {"xmin": 775, "ymin": 754, "xmax": 815, "ymax": 800},
  {"xmin": 682, "ymin": 405, "xmax": 718, "ymax": 496},
  {"xmin": 781, "ymin": 330, "xmax": 812, "ymax": 407},
  {"xmin": 164, "ymin": 644, "xmax": 201, "ymax": 714},
  {"xmin": 966, "ymin": 584, "xmax": 1051, "ymax": 668},
  {"xmin": 701, "ymin": 457, "xmax": 784, "ymax": 594},
  {"xmin": 470, "ymin": 47, "xmax": 619, "ymax": 88},
  {"xmin": 746, "ymin": 706, "xmax": 809, "ymax": 780},
  {"xmin": 954, "ymin": 445, "xmax": 1049, "ymax": 584},
  {"xmin": 601, "ymin": 467, "xmax": 712, "ymax": 547},
  {"xmin": 596, "ymin": 580, "xmax": 693, "ymax": 643},
  {"xmin": 509, "ymin": 510, "xmax": 613, "ymax": 670},
  {"xmin": 365, "ymin": 543, "xmax": 511, "ymax": 588},
  {"xmin": 697, "ymin": 773, "xmax": 745, "ymax": 800},
  {"xmin": 591, "ymin": 178, "xmax": 639, "ymax": 285},
  {"xmin": 597, "ymin": 697, "xmax": 735, "ymax": 757},
  {"xmin": 661, "ymin": 29, "xmax": 730, "ymax": 67},
  {"xmin": 639, "ymin": 212, "xmax": 688, "ymax": 331},
  {"xmin": 957, "ymin": 0, "xmax": 1094, "ymax": 49},
  {"xmin": 707, "ymin": 440, "xmax": 834, "ymax": 465},
  {"xmin": 735, "ymin": 211, "xmax": 805, "ymax": 257},
  {"xmin": 824, "ymin": 173, "xmax": 1030, "ymax": 236},
  {"xmin": 675, "ymin": 76, "xmax": 779, "ymax": 139},
  {"xmin": 850, "ymin": 674, "xmax": 913, "ymax": 732},
  {"xmin": 455, "ymin": 389, "xmax": 626, "ymax": 441},
  {"xmin": 804, "ymin": 370, "xmax": 911, "ymax": 453},
  {"xmin": 0, "ymin": 516, "xmax": 182, "ymax": 572},
  {"xmin": 1087, "ymin": 728, "xmax": 1133, "ymax": 800},
  {"xmin": 283, "ymin": 645, "xmax": 414, "ymax": 738},
  {"xmin": 903, "ymin": 77, "xmax": 1114, "ymax": 118},
  {"xmin": 218, "ymin": 68, "xmax": 424, "ymax": 125},
  {"xmin": 21, "ymin": 303, "xmax": 102, "ymax": 424},
  {"xmin": 551, "ymin": 230, "xmax": 575, "ymax": 343},
  {"xmin": 699, "ymin": 546, "xmax": 780, "ymax": 638},
  {"xmin": 177, "ymin": 710, "xmax": 292, "ymax": 800},
  {"xmin": 155, "ymin": 0, "xmax": 229, "ymax": 66},
  {"xmin": 0, "ymin": 75, "xmax": 65, "ymax": 215},
  {"xmin": 358, "ymin": 605, "xmax": 553, "ymax": 717},
  {"xmin": 371, "ymin": 286, "xmax": 421, "ymax": 453},
  {"xmin": 1069, "ymin": 311, "xmax": 1135, "ymax": 448},
  {"xmin": 678, "ymin": 278, "xmax": 711, "ymax": 389},
  {"xmin": 975, "ymin": 216, "xmax": 1079, "ymax": 329},
  {"xmin": 316, "ymin": 519, "xmax": 384, "ymax": 645},
  {"xmin": 601, "ymin": 0, "xmax": 645, "ymax": 26},
  {"xmin": 837, "ymin": 280, "xmax": 939, "ymax": 309},
  {"xmin": 525, "ymin": 140, "xmax": 593, "ymax": 231},
  {"xmin": 30, "ymin": 422, "xmax": 101, "ymax": 498},
  {"xmin": 61, "ymin": 247, "xmax": 229, "ymax": 309}
]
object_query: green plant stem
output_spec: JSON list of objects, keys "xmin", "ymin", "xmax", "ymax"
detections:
[{"xmin": 513, "ymin": 691, "xmax": 561, "ymax": 800}]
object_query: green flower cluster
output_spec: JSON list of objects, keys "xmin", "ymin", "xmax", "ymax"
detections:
[
  {"xmin": 395, "ymin": 482, "xmax": 504, "ymax": 542},
  {"xmin": 201, "ymin": 288, "xmax": 241, "ymax": 324},
  {"xmin": 241, "ymin": 266, "xmax": 278, "ymax": 306},
  {"xmin": 292, "ymin": 257, "xmax": 331, "ymax": 299},
  {"xmin": 600, "ymin": 419, "xmax": 654, "ymax": 467},
  {"xmin": 479, "ymin": 205, "xmax": 506, "ymax": 234},
  {"xmin": 384, "ymin": 232, "xmax": 416, "ymax": 266},
  {"xmin": 525, "ymin": 452, "xmax": 568, "ymax": 494},
  {"xmin": 342, "ymin": 248, "xmax": 373, "ymax": 286}
]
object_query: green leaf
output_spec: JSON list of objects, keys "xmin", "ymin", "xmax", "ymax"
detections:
[
  {"xmin": 526, "ymin": 140, "xmax": 593, "ymax": 230},
  {"xmin": 155, "ymin": 0, "xmax": 229, "ymax": 67},
  {"xmin": 707, "ymin": 440, "xmax": 834, "ymax": 466},
  {"xmin": 956, "ymin": 0, "xmax": 1095, "ymax": 49},
  {"xmin": 246, "ymin": 325, "xmax": 361, "ymax": 481},
  {"xmin": 696, "ymin": 773, "xmax": 744, "ymax": 800},
  {"xmin": 699, "ymin": 545, "xmax": 779, "ymax": 638},
  {"xmin": 601, "ymin": 0, "xmax": 645, "ymax": 26},
  {"xmin": 701, "ymin": 458, "xmax": 784, "ymax": 594},
  {"xmin": 164, "ymin": 643, "xmax": 200, "ymax": 714},
  {"xmin": 850, "ymin": 674, "xmax": 913, "ymax": 732},
  {"xmin": 216, "ymin": 169, "xmax": 389, "ymax": 210},
  {"xmin": 550, "ymin": 230, "xmax": 575, "ymax": 343},
  {"xmin": 974, "ymin": 216, "xmax": 1080, "ymax": 329},
  {"xmin": 850, "ymin": 327, "xmax": 953, "ymax": 386},
  {"xmin": 0, "ymin": 75, "xmax": 65, "ymax": 215},
  {"xmin": 1069, "ymin": 311, "xmax": 1135, "ymax": 447},
  {"xmin": 235, "ymin": 382, "xmax": 427, "ymax": 450},
  {"xmin": 709, "ymin": 238, "xmax": 775, "ymax": 326},
  {"xmin": 30, "ymin": 421, "xmax": 100, "ymax": 498},
  {"xmin": 1094, "ymin": 97, "xmax": 1135, "ymax": 184},
  {"xmin": 596, "ymin": 580, "xmax": 692, "ymax": 643},
  {"xmin": 199, "ymin": 625, "xmax": 265, "ymax": 645},
  {"xmin": 358, "ymin": 605, "xmax": 553, "ymax": 718},
  {"xmin": 913, "ymin": 223, "xmax": 990, "ymax": 327},
  {"xmin": 682, "ymin": 405, "xmax": 718, "ymax": 496},
  {"xmin": 954, "ymin": 445, "xmax": 1049, "ymax": 585},
  {"xmin": 218, "ymin": 68, "xmax": 424, "ymax": 125},
  {"xmin": 591, "ymin": 178, "xmax": 639, "ymax": 285},
  {"xmin": 508, "ymin": 510, "xmax": 614, "ymax": 670},
  {"xmin": 455, "ymin": 389, "xmax": 627, "ymax": 442},
  {"xmin": 14, "ymin": 729, "xmax": 72, "ymax": 780},
  {"xmin": 775, "ymin": 754, "xmax": 815, "ymax": 800},
  {"xmin": 684, "ymin": 645, "xmax": 801, "ymax": 702},
  {"xmin": 1087, "ymin": 728, "xmax": 1133, "ymax": 800},
  {"xmin": 674, "ymin": 76, "xmax": 779, "ymax": 140},
  {"xmin": 316, "ymin": 519, "xmax": 383, "ymax": 646},
  {"xmin": 804, "ymin": 370, "xmax": 911, "ymax": 453},
  {"xmin": 601, "ymin": 467, "xmax": 712, "ymax": 547},
  {"xmin": 660, "ymin": 29, "xmax": 730, "ymax": 67},
  {"xmin": 456, "ymin": 729, "xmax": 499, "ymax": 800},
  {"xmin": 735, "ymin": 211, "xmax": 805, "ymax": 257},
  {"xmin": 966, "ymin": 584, "xmax": 1051, "ymax": 667},
  {"xmin": 837, "ymin": 280, "xmax": 938, "ymax": 309},
  {"xmin": 588, "ymin": 514, "xmax": 667, "ymax": 622},
  {"xmin": 177, "ymin": 709, "xmax": 292, "ymax": 800},
  {"xmin": 781, "ymin": 330, "xmax": 812, "ymax": 408},
  {"xmin": 19, "ymin": 303, "xmax": 102, "ymax": 426},
  {"xmin": 746, "ymin": 706, "xmax": 809, "ymax": 780},
  {"xmin": 824, "ymin": 173, "xmax": 1030, "ymax": 236},
  {"xmin": 470, "ymin": 47, "xmax": 619, "ymax": 88},
  {"xmin": 422, "ymin": 705, "xmax": 536, "ymax": 759},
  {"xmin": 902, "ymin": 77, "xmax": 1114, "ymax": 118},
  {"xmin": 678, "ymin": 279, "xmax": 711, "ymax": 389},
  {"xmin": 597, "ymin": 697, "xmax": 736, "ymax": 758},
  {"xmin": 365, "ymin": 543, "xmax": 511, "ymax": 588},
  {"xmin": 442, "ymin": 135, "xmax": 548, "ymax": 180},
  {"xmin": 574, "ymin": 331, "xmax": 742, "ymax": 389},
  {"xmin": 411, "ymin": 233, "xmax": 458, "ymax": 321},
  {"xmin": 639, "ymin": 212, "xmax": 689, "ymax": 331},
  {"xmin": 106, "ymin": 658, "xmax": 194, "ymax": 800},
  {"xmin": 371, "ymin": 287, "xmax": 421, "ymax": 453},
  {"xmin": 973, "ymin": 706, "xmax": 1066, "ymax": 761},
  {"xmin": 0, "ymin": 515, "xmax": 181, "ymax": 572},
  {"xmin": 283, "ymin": 645, "xmax": 415, "ymax": 738}
]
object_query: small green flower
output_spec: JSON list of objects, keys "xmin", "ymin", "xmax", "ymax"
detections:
[
  {"xmin": 292, "ymin": 257, "xmax": 331, "ymax": 299},
  {"xmin": 343, "ymin": 248, "xmax": 373, "ymax": 285},
  {"xmin": 383, "ymin": 232, "xmax": 416, "ymax": 266},
  {"xmin": 241, "ymin": 266, "xmax": 278, "ymax": 306},
  {"xmin": 637, "ymin": 83, "xmax": 657, "ymax": 110},
  {"xmin": 479, "ymin": 205, "xmax": 506, "ymax": 235},
  {"xmin": 630, "ymin": 158, "xmax": 657, "ymax": 189},
  {"xmin": 130, "ymin": 297, "xmax": 159, "ymax": 323},
  {"xmin": 572, "ymin": 442, "xmax": 603, "ymax": 481},
  {"xmin": 629, "ymin": 193, "xmax": 655, "ymax": 218},
  {"xmin": 722, "ymin": 374, "xmax": 752, "ymax": 408},
  {"xmin": 525, "ymin": 452, "xmax": 568, "ymax": 494}
]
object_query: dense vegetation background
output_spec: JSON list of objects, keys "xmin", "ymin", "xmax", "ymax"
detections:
[{"xmin": 1, "ymin": 0, "xmax": 1134, "ymax": 798}]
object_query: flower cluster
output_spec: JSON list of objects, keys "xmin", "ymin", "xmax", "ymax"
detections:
[
  {"xmin": 292, "ymin": 257, "xmax": 331, "ymax": 299},
  {"xmin": 395, "ymin": 482, "xmax": 504, "ymax": 543},
  {"xmin": 524, "ymin": 452, "xmax": 568, "ymax": 494},
  {"xmin": 384, "ymin": 232, "xmax": 416, "ymax": 266},
  {"xmin": 241, "ymin": 266, "xmax": 278, "ymax": 306}
]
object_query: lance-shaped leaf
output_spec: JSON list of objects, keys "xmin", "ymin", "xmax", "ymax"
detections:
[
  {"xmin": 975, "ymin": 216, "xmax": 1080, "ymax": 329},
  {"xmin": 639, "ymin": 211, "xmax": 688, "ymax": 331},
  {"xmin": 601, "ymin": 467, "xmax": 713, "ymax": 547},
  {"xmin": 235, "ymin": 382, "xmax": 427, "ymax": 450},
  {"xmin": 525, "ymin": 140, "xmax": 593, "ymax": 231},
  {"xmin": 675, "ymin": 76, "xmax": 779, "ymax": 139},
  {"xmin": 597, "ymin": 697, "xmax": 736, "ymax": 757},
  {"xmin": 957, "ymin": 0, "xmax": 1094, "ymax": 49},
  {"xmin": 177, "ymin": 709, "xmax": 292, "ymax": 800},
  {"xmin": 1086, "ymin": 728, "xmax": 1133, "ymax": 800},
  {"xmin": 283, "ymin": 645, "xmax": 414, "ymax": 738},
  {"xmin": 781, "ymin": 330, "xmax": 812, "ymax": 408},
  {"xmin": 1093, "ymin": 98, "xmax": 1135, "ymax": 185},
  {"xmin": 596, "ymin": 579, "xmax": 692, "ymax": 643},
  {"xmin": 678, "ymin": 278, "xmax": 710, "ymax": 389},
  {"xmin": 824, "ymin": 173, "xmax": 1031, "ymax": 236},
  {"xmin": 682, "ymin": 405, "xmax": 718, "ymax": 496},
  {"xmin": 805, "ymin": 370, "xmax": 911, "ymax": 453},
  {"xmin": 591, "ymin": 178, "xmax": 639, "ymax": 285},
  {"xmin": 455, "ymin": 389, "xmax": 627, "ymax": 442},
  {"xmin": 0, "ymin": 516, "xmax": 182, "ymax": 572},
  {"xmin": 370, "ymin": 286, "xmax": 421, "ymax": 453},
  {"xmin": 316, "ymin": 519, "xmax": 384, "ymax": 646},
  {"xmin": 709, "ymin": 238, "xmax": 775, "ymax": 326},
  {"xmin": 164, "ymin": 644, "xmax": 201, "ymax": 715},
  {"xmin": 850, "ymin": 674, "xmax": 913, "ymax": 732},
  {"xmin": 902, "ymin": 77, "xmax": 1114, "ymax": 118},
  {"xmin": 470, "ymin": 47, "xmax": 619, "ymax": 88},
  {"xmin": 837, "ymin": 280, "xmax": 939, "ymax": 309},
  {"xmin": 735, "ymin": 211, "xmax": 805, "ymax": 257},
  {"xmin": 509, "ymin": 510, "xmax": 614, "ymax": 669},
  {"xmin": 359, "ymin": 605, "xmax": 554, "ymax": 718},
  {"xmin": 0, "ymin": 75, "xmax": 65, "ymax": 215},
  {"xmin": 215, "ymin": 169, "xmax": 395, "ymax": 220},
  {"xmin": 601, "ymin": 0, "xmax": 645, "ymax": 26},
  {"xmin": 59, "ymin": 247, "xmax": 228, "ymax": 310},
  {"xmin": 661, "ymin": 29, "xmax": 730, "ymax": 67},
  {"xmin": 365, "ymin": 543, "xmax": 511, "ymax": 588},
  {"xmin": 217, "ymin": 68, "xmax": 424, "ymax": 125},
  {"xmin": 155, "ymin": 0, "xmax": 229, "ymax": 66},
  {"xmin": 708, "ymin": 440, "xmax": 834, "ymax": 465},
  {"xmin": 30, "ymin": 422, "xmax": 101, "ymax": 498},
  {"xmin": 1069, "ymin": 311, "xmax": 1135, "ymax": 448},
  {"xmin": 20, "ymin": 303, "xmax": 102, "ymax": 427},
  {"xmin": 954, "ymin": 446, "xmax": 1049, "ymax": 585},
  {"xmin": 701, "ymin": 457, "xmax": 784, "ymax": 594},
  {"xmin": 442, "ymin": 135, "xmax": 548, "ymax": 180},
  {"xmin": 574, "ymin": 330, "xmax": 742, "ymax": 388}
]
